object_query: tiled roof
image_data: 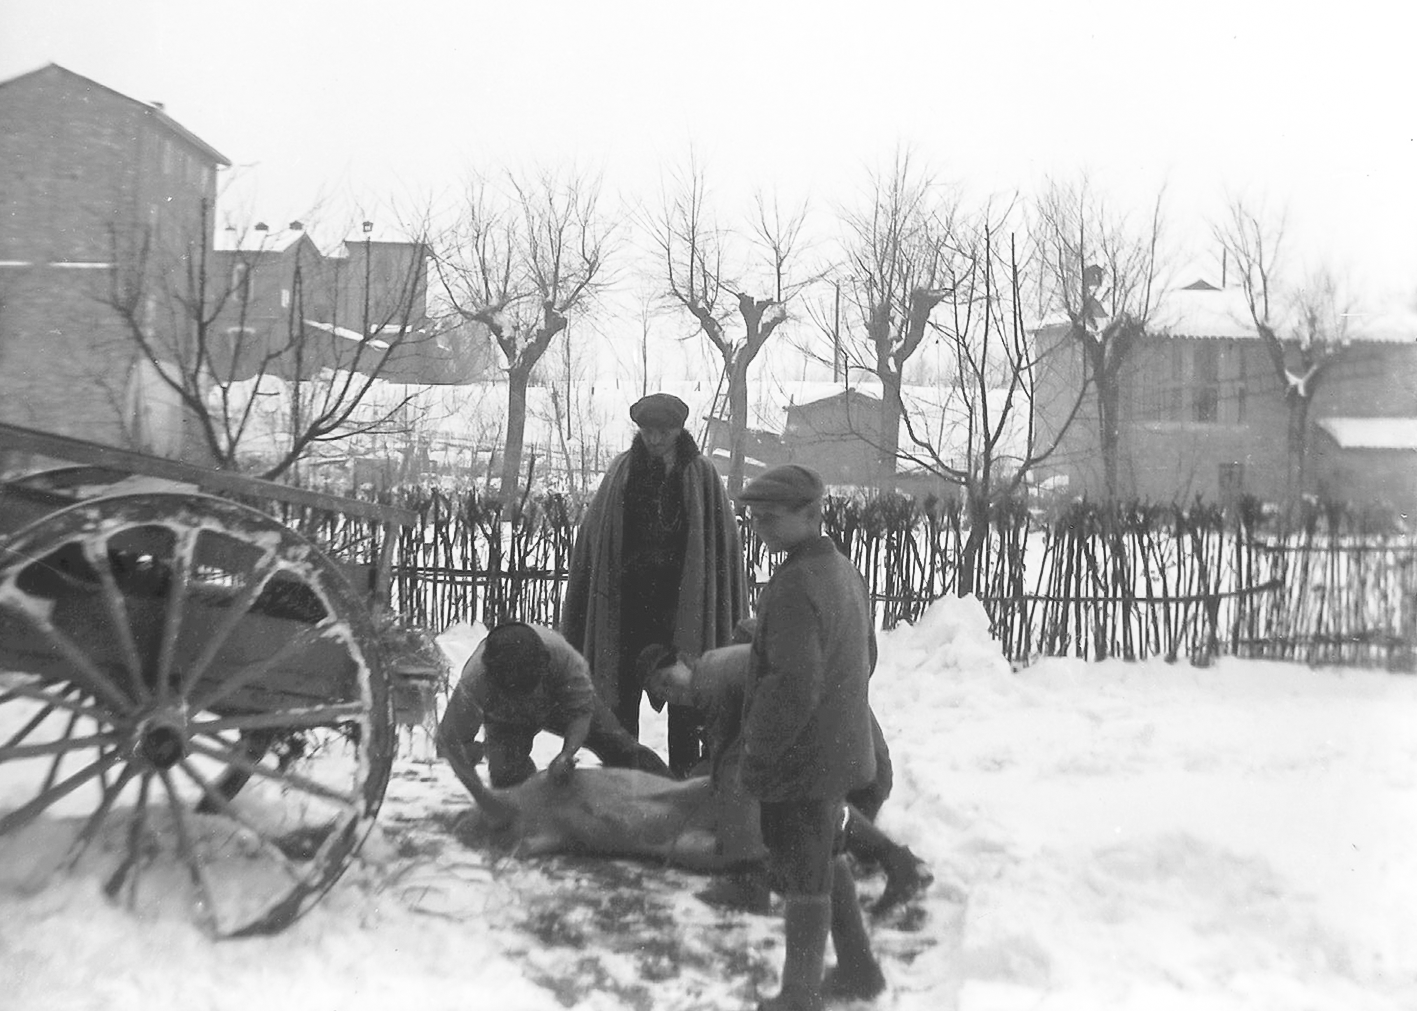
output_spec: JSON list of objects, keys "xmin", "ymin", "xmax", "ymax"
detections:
[
  {"xmin": 0, "ymin": 63, "xmax": 230, "ymax": 167},
  {"xmin": 214, "ymin": 228, "xmax": 313, "ymax": 254}
]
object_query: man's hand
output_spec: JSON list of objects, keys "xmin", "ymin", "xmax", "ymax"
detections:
[{"xmin": 547, "ymin": 752, "xmax": 577, "ymax": 784}]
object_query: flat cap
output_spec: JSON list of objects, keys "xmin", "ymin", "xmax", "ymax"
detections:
[
  {"xmin": 737, "ymin": 464, "xmax": 825, "ymax": 508},
  {"xmin": 629, "ymin": 393, "xmax": 689, "ymax": 428}
]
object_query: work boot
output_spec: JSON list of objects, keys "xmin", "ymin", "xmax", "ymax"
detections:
[
  {"xmin": 823, "ymin": 855, "xmax": 887, "ymax": 1001},
  {"xmin": 873, "ymin": 844, "xmax": 933, "ymax": 919},
  {"xmin": 758, "ymin": 893, "xmax": 831, "ymax": 1011},
  {"xmin": 695, "ymin": 864, "xmax": 773, "ymax": 915}
]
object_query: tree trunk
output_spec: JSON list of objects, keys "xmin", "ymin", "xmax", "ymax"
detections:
[
  {"xmin": 956, "ymin": 493, "xmax": 989, "ymax": 597},
  {"xmin": 878, "ymin": 366, "xmax": 903, "ymax": 490},
  {"xmin": 726, "ymin": 353, "xmax": 750, "ymax": 494},
  {"xmin": 1097, "ymin": 377, "xmax": 1121, "ymax": 501},
  {"xmin": 499, "ymin": 365, "xmax": 532, "ymax": 501}
]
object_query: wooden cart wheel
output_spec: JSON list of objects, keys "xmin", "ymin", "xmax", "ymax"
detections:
[{"xmin": 0, "ymin": 492, "xmax": 394, "ymax": 937}]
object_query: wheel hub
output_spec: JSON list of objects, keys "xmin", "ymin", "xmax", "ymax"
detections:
[{"xmin": 132, "ymin": 713, "xmax": 189, "ymax": 770}]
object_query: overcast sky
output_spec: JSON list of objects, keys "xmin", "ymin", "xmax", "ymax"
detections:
[{"xmin": 4, "ymin": 0, "xmax": 1414, "ymax": 314}]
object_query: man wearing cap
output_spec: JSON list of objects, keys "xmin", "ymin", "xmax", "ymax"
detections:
[
  {"xmin": 561, "ymin": 391, "xmax": 747, "ymax": 777},
  {"xmin": 436, "ymin": 621, "xmax": 671, "ymax": 791},
  {"xmin": 637, "ymin": 641, "xmax": 931, "ymax": 920},
  {"xmin": 736, "ymin": 463, "xmax": 887, "ymax": 1009}
]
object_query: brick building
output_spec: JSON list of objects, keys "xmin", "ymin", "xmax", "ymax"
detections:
[
  {"xmin": 1033, "ymin": 279, "xmax": 1417, "ymax": 510},
  {"xmin": 0, "ymin": 63, "xmax": 229, "ymax": 458}
]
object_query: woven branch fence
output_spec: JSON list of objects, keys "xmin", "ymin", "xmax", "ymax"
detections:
[{"xmin": 262, "ymin": 486, "xmax": 1417, "ymax": 671}]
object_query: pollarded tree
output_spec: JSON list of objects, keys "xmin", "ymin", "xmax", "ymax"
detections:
[
  {"xmin": 838, "ymin": 151, "xmax": 957, "ymax": 487},
  {"xmin": 1033, "ymin": 178, "xmax": 1168, "ymax": 501},
  {"xmin": 894, "ymin": 211, "xmax": 1088, "ymax": 594},
  {"xmin": 650, "ymin": 156, "xmax": 808, "ymax": 494},
  {"xmin": 103, "ymin": 196, "xmax": 437, "ymax": 479},
  {"xmin": 435, "ymin": 167, "xmax": 615, "ymax": 501},
  {"xmin": 1213, "ymin": 198, "xmax": 1357, "ymax": 502}
]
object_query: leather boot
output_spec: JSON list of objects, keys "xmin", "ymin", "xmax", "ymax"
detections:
[
  {"xmin": 758, "ymin": 893, "xmax": 831, "ymax": 1011},
  {"xmin": 823, "ymin": 855, "xmax": 887, "ymax": 1001},
  {"xmin": 873, "ymin": 843, "xmax": 933, "ymax": 919}
]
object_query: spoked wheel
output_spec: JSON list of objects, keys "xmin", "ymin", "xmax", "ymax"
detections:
[{"xmin": 0, "ymin": 493, "xmax": 393, "ymax": 937}]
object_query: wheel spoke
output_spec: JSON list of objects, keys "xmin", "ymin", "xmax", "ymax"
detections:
[
  {"xmin": 0, "ymin": 681, "xmax": 108, "ymax": 724},
  {"xmin": 177, "ymin": 549, "xmax": 281, "ymax": 699},
  {"xmin": 187, "ymin": 619, "xmax": 339, "ymax": 715},
  {"xmin": 0, "ymin": 677, "xmax": 107, "ymax": 725},
  {"xmin": 61, "ymin": 761, "xmax": 139, "ymax": 871},
  {"xmin": 156, "ymin": 526, "xmax": 198, "ymax": 705},
  {"xmin": 193, "ymin": 702, "xmax": 367, "ymax": 736},
  {"xmin": 158, "ymin": 767, "xmax": 222, "ymax": 937},
  {"xmin": 39, "ymin": 707, "xmax": 84, "ymax": 794},
  {"xmin": 186, "ymin": 737, "xmax": 360, "ymax": 809},
  {"xmin": 0, "ymin": 730, "xmax": 124, "ymax": 761},
  {"xmin": 0, "ymin": 747, "xmax": 123, "ymax": 835},
  {"xmin": 0, "ymin": 599, "xmax": 134, "ymax": 713},
  {"xmin": 176, "ymin": 759, "xmax": 308, "ymax": 885},
  {"xmin": 105, "ymin": 772, "xmax": 153, "ymax": 905},
  {"xmin": 82, "ymin": 537, "xmax": 149, "ymax": 704}
]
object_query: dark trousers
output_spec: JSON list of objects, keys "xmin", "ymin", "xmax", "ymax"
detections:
[
  {"xmin": 759, "ymin": 796, "xmax": 848, "ymax": 897},
  {"xmin": 485, "ymin": 697, "xmax": 671, "ymax": 788}
]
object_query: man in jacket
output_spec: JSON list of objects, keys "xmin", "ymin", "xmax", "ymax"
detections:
[
  {"xmin": 561, "ymin": 392, "xmax": 747, "ymax": 776},
  {"xmin": 737, "ymin": 464, "xmax": 887, "ymax": 1009},
  {"xmin": 437, "ymin": 621, "xmax": 670, "ymax": 791},
  {"xmin": 638, "ymin": 641, "xmax": 931, "ymax": 919}
]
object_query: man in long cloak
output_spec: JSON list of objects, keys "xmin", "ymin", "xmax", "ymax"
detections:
[{"xmin": 561, "ymin": 392, "xmax": 747, "ymax": 776}]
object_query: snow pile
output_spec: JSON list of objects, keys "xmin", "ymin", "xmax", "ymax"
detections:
[{"xmin": 2, "ymin": 593, "xmax": 1415, "ymax": 1010}]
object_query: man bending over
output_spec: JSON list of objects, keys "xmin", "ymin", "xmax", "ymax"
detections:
[{"xmin": 438, "ymin": 621, "xmax": 671, "ymax": 790}]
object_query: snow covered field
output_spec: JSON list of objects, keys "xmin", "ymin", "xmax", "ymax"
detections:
[{"xmin": 3, "ymin": 594, "xmax": 1414, "ymax": 1011}]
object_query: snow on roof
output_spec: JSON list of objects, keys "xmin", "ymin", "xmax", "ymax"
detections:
[
  {"xmin": 1316, "ymin": 417, "xmax": 1417, "ymax": 451},
  {"xmin": 1153, "ymin": 283, "xmax": 1258, "ymax": 339},
  {"xmin": 303, "ymin": 319, "xmax": 391, "ymax": 349},
  {"xmin": 214, "ymin": 227, "xmax": 310, "ymax": 254},
  {"xmin": 1344, "ymin": 305, "xmax": 1417, "ymax": 344},
  {"xmin": 1153, "ymin": 282, "xmax": 1416, "ymax": 344}
]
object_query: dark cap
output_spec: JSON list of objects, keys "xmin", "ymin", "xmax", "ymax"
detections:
[
  {"xmin": 629, "ymin": 393, "xmax": 689, "ymax": 428},
  {"xmin": 634, "ymin": 643, "xmax": 678, "ymax": 712},
  {"xmin": 737, "ymin": 464, "xmax": 825, "ymax": 508},
  {"xmin": 481, "ymin": 622, "xmax": 549, "ymax": 693}
]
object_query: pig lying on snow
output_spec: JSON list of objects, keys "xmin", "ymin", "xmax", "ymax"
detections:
[{"xmin": 456, "ymin": 761, "xmax": 741, "ymax": 872}]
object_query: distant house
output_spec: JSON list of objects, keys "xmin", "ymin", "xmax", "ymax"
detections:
[
  {"xmin": 1033, "ymin": 279, "xmax": 1417, "ymax": 509},
  {"xmin": 0, "ymin": 62, "xmax": 229, "ymax": 459},
  {"xmin": 782, "ymin": 388, "xmax": 884, "ymax": 485},
  {"xmin": 210, "ymin": 224, "xmax": 457, "ymax": 386}
]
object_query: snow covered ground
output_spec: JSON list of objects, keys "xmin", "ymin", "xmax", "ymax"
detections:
[{"xmin": 3, "ymin": 594, "xmax": 1414, "ymax": 1011}]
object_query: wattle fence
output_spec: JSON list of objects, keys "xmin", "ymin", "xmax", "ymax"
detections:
[{"xmin": 282, "ymin": 487, "xmax": 1417, "ymax": 671}]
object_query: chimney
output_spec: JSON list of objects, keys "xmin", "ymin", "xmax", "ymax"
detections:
[
  {"xmin": 254, "ymin": 222, "xmax": 269, "ymax": 232},
  {"xmin": 289, "ymin": 221, "xmax": 303, "ymax": 231}
]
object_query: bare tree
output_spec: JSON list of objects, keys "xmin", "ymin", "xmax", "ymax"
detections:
[
  {"xmin": 651, "ymin": 156, "xmax": 808, "ymax": 493},
  {"xmin": 838, "ymin": 152, "xmax": 956, "ymax": 487},
  {"xmin": 101, "ymin": 196, "xmax": 435, "ymax": 479},
  {"xmin": 1213, "ymin": 199, "xmax": 1357, "ymax": 501},
  {"xmin": 436, "ymin": 167, "xmax": 614, "ymax": 501},
  {"xmin": 895, "ymin": 216, "xmax": 1087, "ymax": 593},
  {"xmin": 1034, "ymin": 178, "xmax": 1167, "ymax": 500}
]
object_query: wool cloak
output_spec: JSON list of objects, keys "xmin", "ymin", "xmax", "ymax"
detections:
[{"xmin": 561, "ymin": 434, "xmax": 748, "ymax": 712}]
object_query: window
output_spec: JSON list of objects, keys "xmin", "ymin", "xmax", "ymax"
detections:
[
  {"xmin": 1234, "ymin": 351, "xmax": 1248, "ymax": 424},
  {"xmin": 231, "ymin": 262, "xmax": 250, "ymax": 301},
  {"xmin": 1219, "ymin": 462, "xmax": 1244, "ymax": 502},
  {"xmin": 281, "ymin": 287, "xmax": 291, "ymax": 309},
  {"xmin": 1133, "ymin": 343, "xmax": 1185, "ymax": 422},
  {"xmin": 1192, "ymin": 344, "xmax": 1219, "ymax": 424}
]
